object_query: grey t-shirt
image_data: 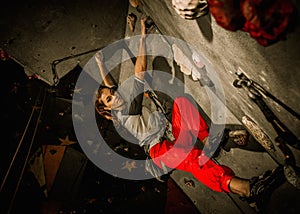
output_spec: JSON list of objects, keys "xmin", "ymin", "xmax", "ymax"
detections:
[{"xmin": 113, "ymin": 77, "xmax": 167, "ymax": 149}]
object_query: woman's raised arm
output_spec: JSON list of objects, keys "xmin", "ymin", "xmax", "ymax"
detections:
[
  {"xmin": 134, "ymin": 17, "xmax": 148, "ymax": 81},
  {"xmin": 95, "ymin": 52, "xmax": 115, "ymax": 87}
]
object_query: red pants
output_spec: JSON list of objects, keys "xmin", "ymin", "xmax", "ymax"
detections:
[{"xmin": 149, "ymin": 96, "xmax": 234, "ymax": 193}]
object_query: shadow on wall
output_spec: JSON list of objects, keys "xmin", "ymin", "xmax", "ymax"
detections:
[{"xmin": 196, "ymin": 14, "xmax": 213, "ymax": 42}]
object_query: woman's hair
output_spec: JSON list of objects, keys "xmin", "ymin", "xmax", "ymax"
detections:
[{"xmin": 94, "ymin": 85, "xmax": 117, "ymax": 120}]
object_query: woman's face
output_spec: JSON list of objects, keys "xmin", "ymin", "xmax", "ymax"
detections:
[{"xmin": 99, "ymin": 87, "xmax": 125, "ymax": 111}]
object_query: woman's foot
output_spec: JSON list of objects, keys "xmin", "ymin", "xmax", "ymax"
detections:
[{"xmin": 242, "ymin": 166, "xmax": 285, "ymax": 212}]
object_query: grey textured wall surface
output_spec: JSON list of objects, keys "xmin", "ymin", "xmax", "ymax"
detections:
[{"xmin": 140, "ymin": 0, "xmax": 300, "ymax": 142}]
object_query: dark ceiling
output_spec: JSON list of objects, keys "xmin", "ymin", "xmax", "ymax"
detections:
[{"xmin": 0, "ymin": 0, "xmax": 128, "ymax": 85}]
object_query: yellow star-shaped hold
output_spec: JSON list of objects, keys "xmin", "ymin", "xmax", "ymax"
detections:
[
  {"xmin": 58, "ymin": 135, "xmax": 76, "ymax": 146},
  {"xmin": 121, "ymin": 161, "xmax": 137, "ymax": 172}
]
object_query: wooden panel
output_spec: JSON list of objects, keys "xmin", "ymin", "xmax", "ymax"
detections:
[{"xmin": 42, "ymin": 145, "xmax": 66, "ymax": 193}]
